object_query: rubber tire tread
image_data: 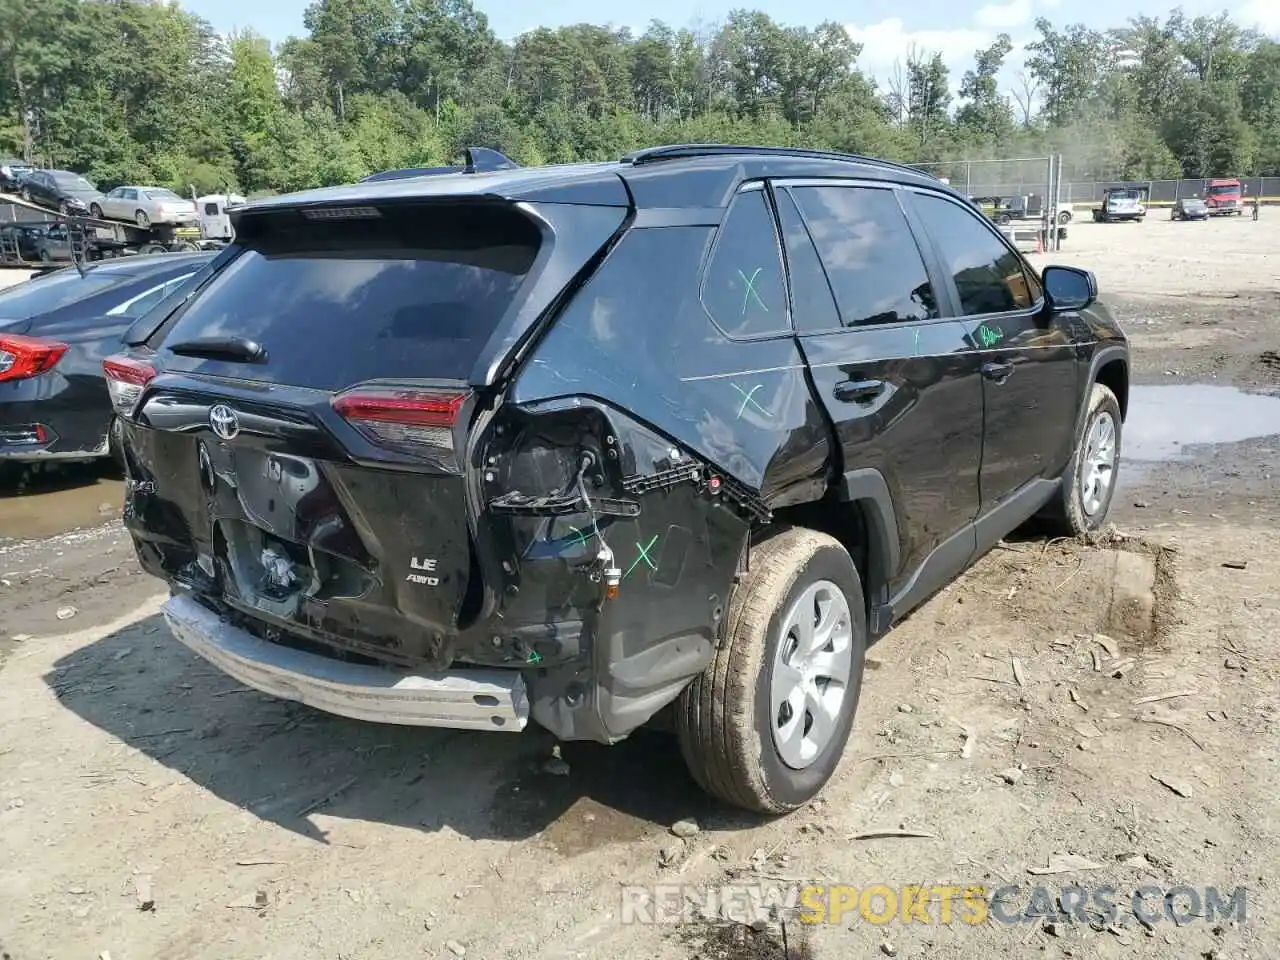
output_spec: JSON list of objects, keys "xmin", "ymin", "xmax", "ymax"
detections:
[
  {"xmin": 1042, "ymin": 382, "xmax": 1122, "ymax": 537},
  {"xmin": 676, "ymin": 527, "xmax": 859, "ymax": 814}
]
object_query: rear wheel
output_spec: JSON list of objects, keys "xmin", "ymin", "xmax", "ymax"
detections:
[
  {"xmin": 135, "ymin": 209, "xmax": 150, "ymax": 228},
  {"xmin": 676, "ymin": 528, "xmax": 866, "ymax": 814},
  {"xmin": 1057, "ymin": 210, "xmax": 1072, "ymax": 224},
  {"xmin": 1041, "ymin": 383, "xmax": 1122, "ymax": 537}
]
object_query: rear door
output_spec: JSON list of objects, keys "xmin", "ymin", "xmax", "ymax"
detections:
[
  {"xmin": 121, "ymin": 200, "xmax": 553, "ymax": 664},
  {"xmin": 904, "ymin": 188, "xmax": 1080, "ymax": 512},
  {"xmin": 775, "ymin": 180, "xmax": 984, "ymax": 598}
]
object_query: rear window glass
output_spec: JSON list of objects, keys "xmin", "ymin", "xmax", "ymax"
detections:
[
  {"xmin": 0, "ymin": 271, "xmax": 121, "ymax": 320},
  {"xmin": 158, "ymin": 203, "xmax": 541, "ymax": 389}
]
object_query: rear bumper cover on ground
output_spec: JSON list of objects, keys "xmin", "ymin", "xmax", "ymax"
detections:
[{"xmin": 162, "ymin": 594, "xmax": 530, "ymax": 731}]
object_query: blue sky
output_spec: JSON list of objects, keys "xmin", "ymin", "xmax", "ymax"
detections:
[{"xmin": 180, "ymin": 0, "xmax": 1279, "ymax": 93}]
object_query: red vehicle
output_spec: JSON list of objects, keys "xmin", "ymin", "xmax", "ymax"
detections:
[{"xmin": 1205, "ymin": 178, "xmax": 1243, "ymax": 216}]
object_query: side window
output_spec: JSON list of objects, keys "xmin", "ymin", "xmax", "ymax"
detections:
[
  {"xmin": 774, "ymin": 189, "xmax": 840, "ymax": 332},
  {"xmin": 789, "ymin": 185, "xmax": 939, "ymax": 327},
  {"xmin": 912, "ymin": 193, "xmax": 1035, "ymax": 316},
  {"xmin": 123, "ymin": 189, "xmax": 136, "ymax": 200},
  {"xmin": 701, "ymin": 188, "xmax": 789, "ymax": 338},
  {"xmin": 204, "ymin": 202, "xmax": 219, "ymax": 216}
]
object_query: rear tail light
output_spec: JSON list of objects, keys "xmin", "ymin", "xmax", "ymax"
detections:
[
  {"xmin": 332, "ymin": 387, "xmax": 468, "ymax": 462},
  {"xmin": 102, "ymin": 354, "xmax": 156, "ymax": 416},
  {"xmin": 0, "ymin": 334, "xmax": 68, "ymax": 383}
]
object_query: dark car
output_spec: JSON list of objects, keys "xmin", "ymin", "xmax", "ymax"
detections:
[
  {"xmin": 1, "ymin": 158, "xmax": 34, "ymax": 193},
  {"xmin": 1171, "ymin": 197, "xmax": 1209, "ymax": 221},
  {"xmin": 20, "ymin": 169, "xmax": 105, "ymax": 215},
  {"xmin": 0, "ymin": 223, "xmax": 49, "ymax": 263},
  {"xmin": 106, "ymin": 144, "xmax": 1129, "ymax": 814},
  {"xmin": 0, "ymin": 252, "xmax": 213, "ymax": 464}
]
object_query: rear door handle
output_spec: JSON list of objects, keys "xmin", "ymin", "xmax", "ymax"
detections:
[
  {"xmin": 981, "ymin": 360, "xmax": 1015, "ymax": 383},
  {"xmin": 833, "ymin": 379, "xmax": 886, "ymax": 403}
]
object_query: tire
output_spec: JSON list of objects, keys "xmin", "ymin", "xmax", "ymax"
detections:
[
  {"xmin": 1041, "ymin": 383, "xmax": 1123, "ymax": 537},
  {"xmin": 38, "ymin": 248, "xmax": 50, "ymax": 262},
  {"xmin": 140, "ymin": 243, "xmax": 167, "ymax": 255},
  {"xmin": 676, "ymin": 528, "xmax": 867, "ymax": 814},
  {"xmin": 135, "ymin": 210, "xmax": 150, "ymax": 228},
  {"xmin": 20, "ymin": 187, "xmax": 31, "ymax": 202},
  {"xmin": 90, "ymin": 203, "xmax": 103, "ymax": 219},
  {"xmin": 1057, "ymin": 210, "xmax": 1072, "ymax": 224},
  {"xmin": 996, "ymin": 214, "xmax": 1011, "ymax": 225}
]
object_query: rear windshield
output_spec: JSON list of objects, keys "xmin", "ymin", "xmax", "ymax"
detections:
[
  {"xmin": 157, "ymin": 203, "xmax": 540, "ymax": 389},
  {"xmin": 146, "ymin": 189, "xmax": 183, "ymax": 201},
  {"xmin": 0, "ymin": 271, "xmax": 122, "ymax": 320}
]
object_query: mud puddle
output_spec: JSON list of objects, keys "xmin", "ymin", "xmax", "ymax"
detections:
[
  {"xmin": 0, "ymin": 462, "xmax": 123, "ymax": 540},
  {"xmin": 1124, "ymin": 384, "xmax": 1280, "ymax": 462}
]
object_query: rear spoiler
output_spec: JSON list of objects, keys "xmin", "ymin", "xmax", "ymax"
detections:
[{"xmin": 359, "ymin": 147, "xmax": 519, "ymax": 184}]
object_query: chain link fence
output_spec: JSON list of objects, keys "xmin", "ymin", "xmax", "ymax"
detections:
[{"xmin": 1063, "ymin": 177, "xmax": 1280, "ymax": 205}]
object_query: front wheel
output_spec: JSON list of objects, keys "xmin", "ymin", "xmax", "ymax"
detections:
[
  {"xmin": 1057, "ymin": 210, "xmax": 1072, "ymax": 224},
  {"xmin": 1041, "ymin": 383, "xmax": 1123, "ymax": 536},
  {"xmin": 90, "ymin": 203, "xmax": 103, "ymax": 219},
  {"xmin": 676, "ymin": 528, "xmax": 867, "ymax": 814}
]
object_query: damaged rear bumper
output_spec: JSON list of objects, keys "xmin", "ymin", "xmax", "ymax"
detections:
[{"xmin": 162, "ymin": 594, "xmax": 529, "ymax": 731}]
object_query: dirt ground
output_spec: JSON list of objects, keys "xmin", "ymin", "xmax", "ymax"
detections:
[{"xmin": 2, "ymin": 218, "xmax": 1279, "ymax": 960}]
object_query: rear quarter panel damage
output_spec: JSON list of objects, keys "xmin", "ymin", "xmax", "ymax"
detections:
[{"xmin": 494, "ymin": 224, "xmax": 832, "ymax": 741}]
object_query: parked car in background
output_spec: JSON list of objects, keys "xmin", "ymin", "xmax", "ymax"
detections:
[
  {"xmin": 1171, "ymin": 197, "xmax": 1209, "ymax": 221},
  {"xmin": 20, "ymin": 169, "xmax": 104, "ymax": 215},
  {"xmin": 107, "ymin": 144, "xmax": 1129, "ymax": 814},
  {"xmin": 91, "ymin": 186, "xmax": 199, "ymax": 227},
  {"xmin": 0, "ymin": 224, "xmax": 49, "ymax": 262},
  {"xmin": 35, "ymin": 223, "xmax": 74, "ymax": 262},
  {"xmin": 0, "ymin": 252, "xmax": 214, "ymax": 464},
  {"xmin": 1, "ymin": 158, "xmax": 34, "ymax": 193}
]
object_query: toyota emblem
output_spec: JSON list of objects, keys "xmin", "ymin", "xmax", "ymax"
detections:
[{"xmin": 209, "ymin": 404, "xmax": 240, "ymax": 441}]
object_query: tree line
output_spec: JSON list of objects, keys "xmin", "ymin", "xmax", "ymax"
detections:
[{"xmin": 1, "ymin": 0, "xmax": 1278, "ymax": 196}]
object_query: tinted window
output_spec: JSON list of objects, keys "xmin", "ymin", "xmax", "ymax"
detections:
[
  {"xmin": 147, "ymin": 189, "xmax": 182, "ymax": 200},
  {"xmin": 701, "ymin": 189, "xmax": 788, "ymax": 338},
  {"xmin": 775, "ymin": 189, "xmax": 840, "ymax": 332},
  {"xmin": 790, "ymin": 186, "xmax": 938, "ymax": 327},
  {"xmin": 204, "ymin": 202, "xmax": 219, "ymax": 216},
  {"xmin": 913, "ymin": 193, "xmax": 1035, "ymax": 316},
  {"xmin": 0, "ymin": 271, "xmax": 122, "ymax": 321},
  {"xmin": 160, "ymin": 203, "xmax": 540, "ymax": 389}
]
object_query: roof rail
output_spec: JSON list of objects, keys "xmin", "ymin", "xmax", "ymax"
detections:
[
  {"xmin": 620, "ymin": 144, "xmax": 933, "ymax": 179},
  {"xmin": 358, "ymin": 147, "xmax": 520, "ymax": 184}
]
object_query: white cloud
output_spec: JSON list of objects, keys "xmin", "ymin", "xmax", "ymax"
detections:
[
  {"xmin": 1235, "ymin": 0, "xmax": 1280, "ymax": 35},
  {"xmin": 975, "ymin": 0, "xmax": 1033, "ymax": 30},
  {"xmin": 845, "ymin": 17, "xmax": 1033, "ymax": 96},
  {"xmin": 845, "ymin": 19, "xmax": 994, "ymax": 81}
]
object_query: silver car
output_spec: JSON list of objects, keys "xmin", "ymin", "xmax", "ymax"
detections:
[{"xmin": 90, "ymin": 186, "xmax": 199, "ymax": 228}]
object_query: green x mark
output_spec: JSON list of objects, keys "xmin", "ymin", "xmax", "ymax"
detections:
[
  {"xmin": 623, "ymin": 535, "xmax": 660, "ymax": 579},
  {"xmin": 737, "ymin": 267, "xmax": 769, "ymax": 315},
  {"xmin": 569, "ymin": 525, "xmax": 594, "ymax": 548},
  {"xmin": 731, "ymin": 382, "xmax": 770, "ymax": 419}
]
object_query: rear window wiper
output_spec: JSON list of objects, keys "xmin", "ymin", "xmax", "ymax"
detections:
[{"xmin": 167, "ymin": 336, "xmax": 267, "ymax": 363}]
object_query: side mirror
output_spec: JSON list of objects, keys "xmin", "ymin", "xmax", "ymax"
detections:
[{"xmin": 1042, "ymin": 265, "xmax": 1096, "ymax": 311}]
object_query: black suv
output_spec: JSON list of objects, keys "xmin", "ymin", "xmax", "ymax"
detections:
[{"xmin": 105, "ymin": 145, "xmax": 1128, "ymax": 814}]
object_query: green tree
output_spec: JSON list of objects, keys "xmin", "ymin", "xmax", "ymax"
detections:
[{"xmin": 956, "ymin": 34, "xmax": 1015, "ymax": 143}]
